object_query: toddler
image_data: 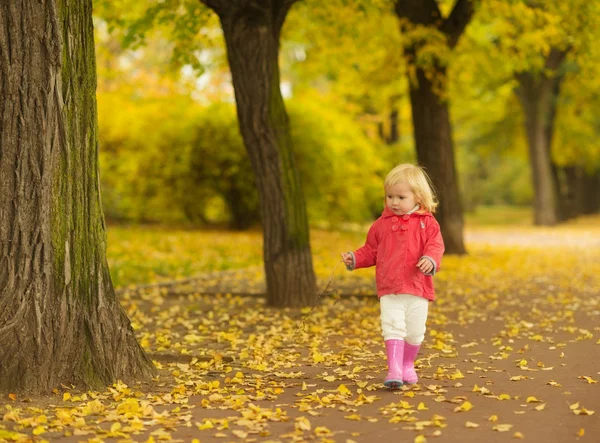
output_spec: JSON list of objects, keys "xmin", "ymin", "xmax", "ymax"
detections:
[{"xmin": 341, "ymin": 164, "xmax": 445, "ymax": 389}]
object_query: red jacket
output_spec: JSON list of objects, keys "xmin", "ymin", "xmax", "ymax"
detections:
[{"xmin": 351, "ymin": 207, "xmax": 445, "ymax": 301}]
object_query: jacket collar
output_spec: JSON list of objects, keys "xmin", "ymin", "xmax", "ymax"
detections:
[{"xmin": 382, "ymin": 205, "xmax": 425, "ymax": 218}]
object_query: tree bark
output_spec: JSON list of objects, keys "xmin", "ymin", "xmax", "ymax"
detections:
[
  {"xmin": 515, "ymin": 48, "xmax": 568, "ymax": 226},
  {"xmin": 202, "ymin": 0, "xmax": 317, "ymax": 307},
  {"xmin": 395, "ymin": 0, "xmax": 473, "ymax": 254},
  {"xmin": 563, "ymin": 166, "xmax": 585, "ymax": 218},
  {"xmin": 0, "ymin": 0, "xmax": 154, "ymax": 393},
  {"xmin": 582, "ymin": 171, "xmax": 600, "ymax": 214}
]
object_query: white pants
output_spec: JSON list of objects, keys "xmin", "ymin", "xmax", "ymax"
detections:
[{"xmin": 380, "ymin": 294, "xmax": 429, "ymax": 344}]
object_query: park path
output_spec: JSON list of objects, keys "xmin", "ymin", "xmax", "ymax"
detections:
[{"xmin": 2, "ymin": 224, "xmax": 599, "ymax": 443}]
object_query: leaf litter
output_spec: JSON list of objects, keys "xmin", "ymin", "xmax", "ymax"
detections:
[{"xmin": 2, "ymin": 224, "xmax": 600, "ymax": 442}]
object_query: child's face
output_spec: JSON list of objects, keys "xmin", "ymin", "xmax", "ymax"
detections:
[{"xmin": 386, "ymin": 181, "xmax": 417, "ymax": 215}]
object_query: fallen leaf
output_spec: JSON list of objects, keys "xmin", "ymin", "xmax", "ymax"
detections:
[
  {"xmin": 454, "ymin": 401, "xmax": 473, "ymax": 412},
  {"xmin": 493, "ymin": 424, "xmax": 513, "ymax": 432}
]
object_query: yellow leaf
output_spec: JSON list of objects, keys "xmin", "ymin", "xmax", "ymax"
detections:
[
  {"xmin": 418, "ymin": 402, "xmax": 428, "ymax": 410},
  {"xmin": 63, "ymin": 392, "xmax": 71, "ymax": 401},
  {"xmin": 493, "ymin": 424, "xmax": 513, "ymax": 432},
  {"xmin": 535, "ymin": 404, "xmax": 546, "ymax": 411},
  {"xmin": 344, "ymin": 414, "xmax": 361, "ymax": 421},
  {"xmin": 414, "ymin": 436, "xmax": 427, "ymax": 443},
  {"xmin": 110, "ymin": 422, "xmax": 122, "ymax": 433},
  {"xmin": 232, "ymin": 430, "xmax": 248, "ymax": 439},
  {"xmin": 579, "ymin": 376, "xmax": 598, "ymax": 384},
  {"xmin": 295, "ymin": 416, "xmax": 311, "ymax": 431},
  {"xmin": 8, "ymin": 393, "xmax": 16, "ymax": 401},
  {"xmin": 573, "ymin": 408, "xmax": 595, "ymax": 416},
  {"xmin": 312, "ymin": 353, "xmax": 325, "ymax": 363},
  {"xmin": 197, "ymin": 420, "xmax": 214, "ymax": 430},
  {"xmin": 498, "ymin": 394, "xmax": 511, "ymax": 400},
  {"xmin": 32, "ymin": 426, "xmax": 46, "ymax": 436},
  {"xmin": 337, "ymin": 384, "xmax": 352, "ymax": 396},
  {"xmin": 526, "ymin": 396, "xmax": 542, "ymax": 403},
  {"xmin": 570, "ymin": 402, "xmax": 580, "ymax": 410},
  {"xmin": 489, "ymin": 415, "xmax": 498, "ymax": 422},
  {"xmin": 465, "ymin": 421, "xmax": 479, "ymax": 428},
  {"xmin": 454, "ymin": 401, "xmax": 473, "ymax": 412},
  {"xmin": 514, "ymin": 431, "xmax": 525, "ymax": 439},
  {"xmin": 577, "ymin": 428, "xmax": 585, "ymax": 436},
  {"xmin": 315, "ymin": 426, "xmax": 332, "ymax": 436},
  {"xmin": 323, "ymin": 376, "xmax": 336, "ymax": 382}
]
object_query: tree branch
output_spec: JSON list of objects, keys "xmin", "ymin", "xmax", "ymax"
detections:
[
  {"xmin": 200, "ymin": 0, "xmax": 225, "ymax": 15},
  {"xmin": 441, "ymin": 0, "xmax": 474, "ymax": 48},
  {"xmin": 545, "ymin": 47, "xmax": 570, "ymax": 71},
  {"xmin": 394, "ymin": 0, "xmax": 442, "ymax": 26},
  {"xmin": 274, "ymin": 0, "xmax": 297, "ymax": 31}
]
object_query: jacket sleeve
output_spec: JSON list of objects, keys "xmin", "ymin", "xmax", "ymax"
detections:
[
  {"xmin": 421, "ymin": 217, "xmax": 445, "ymax": 275},
  {"xmin": 352, "ymin": 222, "xmax": 378, "ymax": 270}
]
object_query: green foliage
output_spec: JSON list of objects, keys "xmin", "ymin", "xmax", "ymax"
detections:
[
  {"xmin": 289, "ymin": 92, "xmax": 388, "ymax": 223},
  {"xmin": 98, "ymin": 91, "xmax": 391, "ymax": 228},
  {"xmin": 98, "ymin": 92, "xmax": 201, "ymax": 224},
  {"xmin": 94, "ymin": 0, "xmax": 600, "ymax": 226}
]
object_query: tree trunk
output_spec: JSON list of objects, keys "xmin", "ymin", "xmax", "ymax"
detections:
[
  {"xmin": 395, "ymin": 0, "xmax": 474, "ymax": 254},
  {"xmin": 0, "ymin": 0, "xmax": 154, "ymax": 393},
  {"xmin": 564, "ymin": 166, "xmax": 585, "ymax": 218},
  {"xmin": 582, "ymin": 172, "xmax": 600, "ymax": 214},
  {"xmin": 408, "ymin": 65, "xmax": 466, "ymax": 254},
  {"xmin": 515, "ymin": 48, "xmax": 568, "ymax": 226},
  {"xmin": 203, "ymin": 0, "xmax": 317, "ymax": 307}
]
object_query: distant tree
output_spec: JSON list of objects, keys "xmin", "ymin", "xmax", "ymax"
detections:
[
  {"xmin": 465, "ymin": 0, "xmax": 600, "ymax": 224},
  {"xmin": 0, "ymin": 0, "xmax": 154, "ymax": 392}
]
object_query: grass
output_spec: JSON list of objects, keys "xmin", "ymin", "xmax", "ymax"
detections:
[
  {"xmin": 464, "ymin": 205, "xmax": 532, "ymax": 226},
  {"xmin": 106, "ymin": 208, "xmax": 600, "ymax": 289}
]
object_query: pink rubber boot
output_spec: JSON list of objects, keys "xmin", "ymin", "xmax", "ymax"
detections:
[
  {"xmin": 403, "ymin": 342, "xmax": 421, "ymax": 384},
  {"xmin": 383, "ymin": 339, "xmax": 404, "ymax": 389}
]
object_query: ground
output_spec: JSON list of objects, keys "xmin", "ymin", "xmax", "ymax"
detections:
[{"xmin": 1, "ymin": 223, "xmax": 599, "ymax": 443}]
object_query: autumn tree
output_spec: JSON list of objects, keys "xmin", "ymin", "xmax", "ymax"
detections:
[
  {"xmin": 96, "ymin": 0, "xmax": 317, "ymax": 307},
  {"xmin": 0, "ymin": 0, "xmax": 154, "ymax": 393},
  {"xmin": 463, "ymin": 0, "xmax": 600, "ymax": 224},
  {"xmin": 394, "ymin": 0, "xmax": 474, "ymax": 254}
]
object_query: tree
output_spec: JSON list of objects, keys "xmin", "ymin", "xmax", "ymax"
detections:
[
  {"xmin": 0, "ymin": 0, "xmax": 154, "ymax": 393},
  {"xmin": 394, "ymin": 0, "xmax": 474, "ymax": 254},
  {"xmin": 462, "ymin": 0, "xmax": 600, "ymax": 224},
  {"xmin": 97, "ymin": 0, "xmax": 320, "ymax": 307},
  {"xmin": 200, "ymin": 0, "xmax": 317, "ymax": 307}
]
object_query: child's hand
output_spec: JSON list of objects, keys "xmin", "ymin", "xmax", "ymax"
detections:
[
  {"xmin": 417, "ymin": 257, "xmax": 434, "ymax": 274},
  {"xmin": 341, "ymin": 252, "xmax": 353, "ymax": 267}
]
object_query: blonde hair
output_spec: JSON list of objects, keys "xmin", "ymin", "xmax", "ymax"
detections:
[{"xmin": 384, "ymin": 164, "xmax": 439, "ymax": 213}]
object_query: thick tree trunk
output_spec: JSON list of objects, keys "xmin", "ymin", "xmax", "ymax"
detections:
[
  {"xmin": 395, "ymin": 0, "xmax": 473, "ymax": 254},
  {"xmin": 0, "ymin": 0, "xmax": 154, "ymax": 393},
  {"xmin": 204, "ymin": 0, "xmax": 317, "ymax": 307},
  {"xmin": 515, "ymin": 48, "xmax": 568, "ymax": 226}
]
